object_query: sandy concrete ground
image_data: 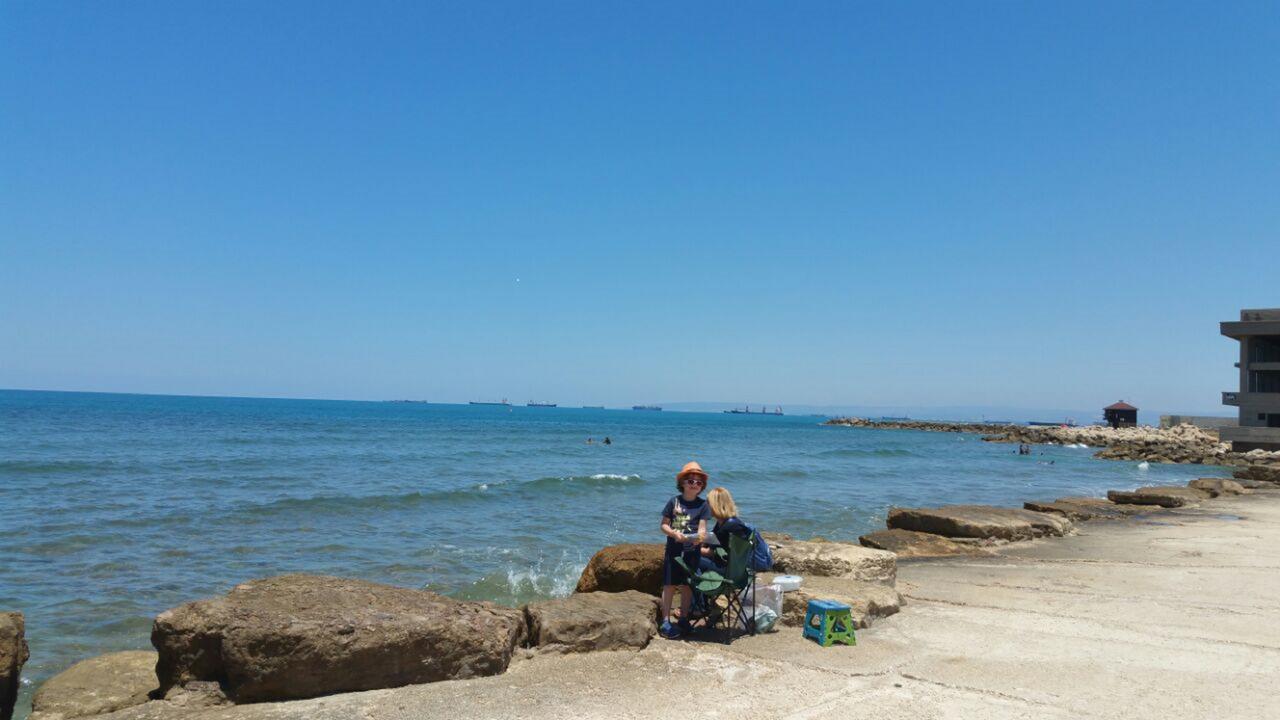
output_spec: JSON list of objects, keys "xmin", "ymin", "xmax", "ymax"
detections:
[{"xmin": 102, "ymin": 489, "xmax": 1280, "ymax": 720}]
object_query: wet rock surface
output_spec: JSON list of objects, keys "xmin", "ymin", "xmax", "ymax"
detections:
[
  {"xmin": 573, "ymin": 544, "xmax": 664, "ymax": 595},
  {"xmin": 30, "ymin": 651, "xmax": 159, "ymax": 720},
  {"xmin": 769, "ymin": 539, "xmax": 897, "ymax": 584},
  {"xmin": 524, "ymin": 591, "xmax": 658, "ymax": 653},
  {"xmin": 1107, "ymin": 486, "xmax": 1210, "ymax": 508},
  {"xmin": 152, "ymin": 574, "xmax": 526, "ymax": 704},
  {"xmin": 887, "ymin": 505, "xmax": 1073, "ymax": 541},
  {"xmin": 858, "ymin": 529, "xmax": 992, "ymax": 558},
  {"xmin": 1023, "ymin": 497, "xmax": 1156, "ymax": 521},
  {"xmin": 1, "ymin": 612, "xmax": 28, "ymax": 720}
]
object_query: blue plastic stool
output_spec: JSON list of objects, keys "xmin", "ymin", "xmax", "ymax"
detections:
[{"xmin": 802, "ymin": 599, "xmax": 857, "ymax": 647}]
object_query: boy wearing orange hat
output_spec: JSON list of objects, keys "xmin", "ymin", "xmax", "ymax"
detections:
[{"xmin": 659, "ymin": 461, "xmax": 711, "ymax": 638}]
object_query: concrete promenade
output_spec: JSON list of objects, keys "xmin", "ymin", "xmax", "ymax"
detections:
[{"xmin": 100, "ymin": 490, "xmax": 1280, "ymax": 719}]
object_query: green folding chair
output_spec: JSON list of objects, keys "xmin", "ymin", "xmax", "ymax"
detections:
[{"xmin": 676, "ymin": 532, "xmax": 756, "ymax": 642}]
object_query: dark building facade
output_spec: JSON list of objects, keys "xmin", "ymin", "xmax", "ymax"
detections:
[
  {"xmin": 1103, "ymin": 401, "xmax": 1138, "ymax": 428},
  {"xmin": 1221, "ymin": 308, "xmax": 1280, "ymax": 451}
]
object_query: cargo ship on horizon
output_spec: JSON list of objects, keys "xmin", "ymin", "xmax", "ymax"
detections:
[
  {"xmin": 469, "ymin": 399, "xmax": 511, "ymax": 406},
  {"xmin": 632, "ymin": 405, "xmax": 662, "ymax": 411},
  {"xmin": 724, "ymin": 405, "xmax": 783, "ymax": 415}
]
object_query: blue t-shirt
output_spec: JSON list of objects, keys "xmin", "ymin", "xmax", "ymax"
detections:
[{"xmin": 662, "ymin": 494, "xmax": 710, "ymax": 553}]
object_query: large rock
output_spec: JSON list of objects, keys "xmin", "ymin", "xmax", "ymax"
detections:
[
  {"xmin": 1230, "ymin": 477, "xmax": 1278, "ymax": 490},
  {"xmin": 858, "ymin": 529, "xmax": 992, "ymax": 558},
  {"xmin": 1, "ymin": 613, "xmax": 28, "ymax": 720},
  {"xmin": 1188, "ymin": 478, "xmax": 1247, "ymax": 497},
  {"xmin": 1023, "ymin": 497, "xmax": 1156, "ymax": 521},
  {"xmin": 152, "ymin": 574, "xmax": 526, "ymax": 704},
  {"xmin": 758, "ymin": 575, "xmax": 902, "ymax": 629},
  {"xmin": 30, "ymin": 651, "xmax": 158, "ymax": 720},
  {"xmin": 1232, "ymin": 465, "xmax": 1280, "ymax": 484},
  {"xmin": 574, "ymin": 544, "xmax": 664, "ymax": 596},
  {"xmin": 524, "ymin": 591, "xmax": 657, "ymax": 653},
  {"xmin": 769, "ymin": 539, "xmax": 897, "ymax": 584},
  {"xmin": 1107, "ymin": 486, "xmax": 1209, "ymax": 508},
  {"xmin": 886, "ymin": 505, "xmax": 1073, "ymax": 541}
]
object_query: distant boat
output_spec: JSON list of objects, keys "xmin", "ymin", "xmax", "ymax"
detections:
[
  {"xmin": 632, "ymin": 405, "xmax": 662, "ymax": 411},
  {"xmin": 526, "ymin": 401, "xmax": 557, "ymax": 408},
  {"xmin": 582, "ymin": 405, "xmax": 605, "ymax": 409},
  {"xmin": 724, "ymin": 405, "xmax": 783, "ymax": 415},
  {"xmin": 469, "ymin": 398, "xmax": 511, "ymax": 406}
]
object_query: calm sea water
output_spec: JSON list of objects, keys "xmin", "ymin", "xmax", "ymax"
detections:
[{"xmin": 0, "ymin": 390, "xmax": 1226, "ymax": 715}]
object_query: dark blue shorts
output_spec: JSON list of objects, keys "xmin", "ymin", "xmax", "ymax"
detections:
[{"xmin": 662, "ymin": 545, "xmax": 699, "ymax": 587}]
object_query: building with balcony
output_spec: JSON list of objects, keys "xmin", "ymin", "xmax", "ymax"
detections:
[{"xmin": 1221, "ymin": 308, "xmax": 1280, "ymax": 451}]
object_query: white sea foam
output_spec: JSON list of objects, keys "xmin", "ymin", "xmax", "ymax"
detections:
[
  {"xmin": 1138, "ymin": 461, "xmax": 1150, "ymax": 470},
  {"xmin": 589, "ymin": 473, "xmax": 640, "ymax": 481}
]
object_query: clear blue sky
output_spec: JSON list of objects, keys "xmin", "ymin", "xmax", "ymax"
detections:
[{"xmin": 2, "ymin": 1, "xmax": 1276, "ymax": 413}]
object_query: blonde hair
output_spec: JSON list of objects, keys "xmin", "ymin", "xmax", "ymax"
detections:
[{"xmin": 707, "ymin": 487, "xmax": 739, "ymax": 520}]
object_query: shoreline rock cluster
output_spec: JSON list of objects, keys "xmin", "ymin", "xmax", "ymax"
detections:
[
  {"xmin": 1, "ymin": 613, "xmax": 28, "ymax": 720},
  {"xmin": 854, "ymin": 466, "xmax": 1280, "ymax": 558},
  {"xmin": 14, "ymin": 536, "xmax": 905, "ymax": 719},
  {"xmin": 12, "ymin": 463, "xmax": 1280, "ymax": 720},
  {"xmin": 825, "ymin": 417, "xmax": 1280, "ymax": 467}
]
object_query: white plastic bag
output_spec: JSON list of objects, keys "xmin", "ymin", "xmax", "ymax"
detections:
[{"xmin": 737, "ymin": 581, "xmax": 783, "ymax": 633}]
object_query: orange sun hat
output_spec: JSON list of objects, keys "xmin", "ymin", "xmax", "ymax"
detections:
[{"xmin": 676, "ymin": 461, "xmax": 708, "ymax": 481}]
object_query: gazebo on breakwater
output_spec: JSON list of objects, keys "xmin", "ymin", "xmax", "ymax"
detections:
[{"xmin": 1103, "ymin": 401, "xmax": 1138, "ymax": 428}]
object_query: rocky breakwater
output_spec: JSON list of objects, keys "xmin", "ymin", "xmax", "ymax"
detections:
[
  {"xmin": 990, "ymin": 423, "xmax": 1280, "ymax": 467},
  {"xmin": 829, "ymin": 416, "xmax": 1280, "ymax": 468},
  {"xmin": 1, "ymin": 612, "xmax": 28, "ymax": 720},
  {"xmin": 152, "ymin": 574, "xmax": 527, "ymax": 705},
  {"xmin": 825, "ymin": 417, "xmax": 1016, "ymax": 434}
]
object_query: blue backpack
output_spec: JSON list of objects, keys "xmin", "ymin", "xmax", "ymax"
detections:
[{"xmin": 747, "ymin": 525, "xmax": 773, "ymax": 571}]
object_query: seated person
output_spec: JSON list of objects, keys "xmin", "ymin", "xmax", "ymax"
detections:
[{"xmin": 701, "ymin": 486, "xmax": 751, "ymax": 569}]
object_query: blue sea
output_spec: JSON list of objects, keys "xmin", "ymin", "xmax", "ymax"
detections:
[{"xmin": 0, "ymin": 390, "xmax": 1226, "ymax": 716}]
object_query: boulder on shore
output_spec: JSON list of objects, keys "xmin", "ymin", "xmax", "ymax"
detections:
[
  {"xmin": 858, "ymin": 529, "xmax": 992, "ymax": 558},
  {"xmin": 769, "ymin": 539, "xmax": 897, "ymax": 584},
  {"xmin": 152, "ymin": 574, "xmax": 527, "ymax": 704},
  {"xmin": 1107, "ymin": 486, "xmax": 1209, "ymax": 508},
  {"xmin": 1, "ymin": 612, "xmax": 28, "ymax": 720},
  {"xmin": 1188, "ymin": 478, "xmax": 1247, "ymax": 497},
  {"xmin": 29, "ymin": 651, "xmax": 158, "ymax": 720},
  {"xmin": 574, "ymin": 544, "xmax": 664, "ymax": 596},
  {"xmin": 524, "ymin": 591, "xmax": 658, "ymax": 653},
  {"xmin": 1232, "ymin": 465, "xmax": 1280, "ymax": 484},
  {"xmin": 886, "ymin": 505, "xmax": 1073, "ymax": 541},
  {"xmin": 1023, "ymin": 497, "xmax": 1156, "ymax": 521},
  {"xmin": 758, "ymin": 575, "xmax": 902, "ymax": 629}
]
